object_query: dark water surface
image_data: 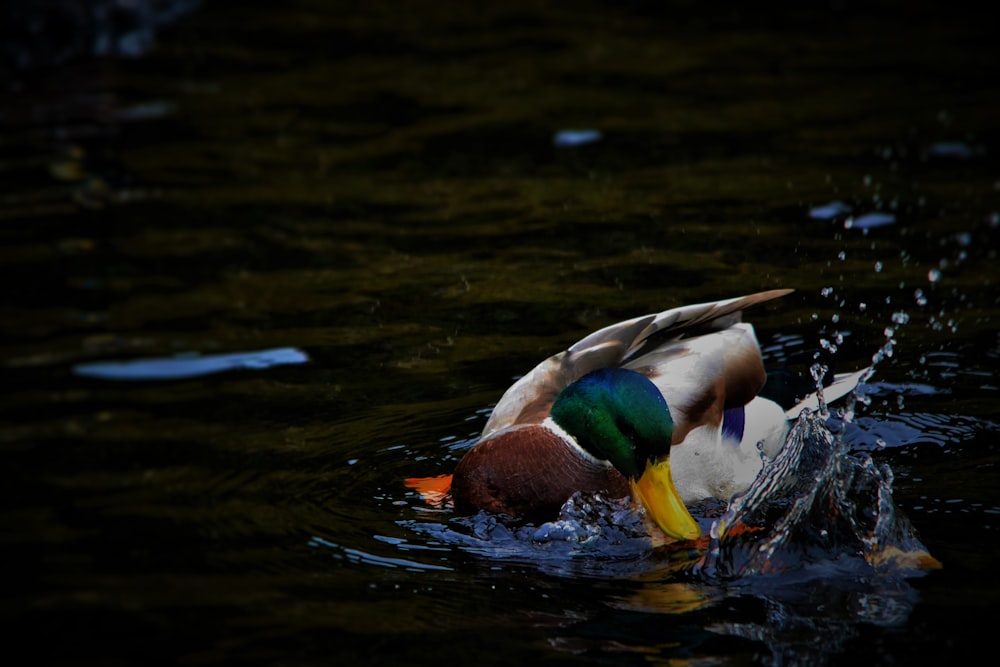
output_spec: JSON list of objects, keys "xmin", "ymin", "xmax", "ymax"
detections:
[{"xmin": 3, "ymin": 2, "xmax": 999, "ymax": 665}]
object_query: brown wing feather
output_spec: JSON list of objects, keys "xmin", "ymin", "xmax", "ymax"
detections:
[
  {"xmin": 481, "ymin": 324, "xmax": 654, "ymax": 436},
  {"xmin": 621, "ymin": 288, "xmax": 793, "ymax": 363},
  {"xmin": 626, "ymin": 323, "xmax": 770, "ymax": 443}
]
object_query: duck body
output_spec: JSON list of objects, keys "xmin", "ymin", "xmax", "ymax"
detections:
[{"xmin": 442, "ymin": 289, "xmax": 868, "ymax": 540}]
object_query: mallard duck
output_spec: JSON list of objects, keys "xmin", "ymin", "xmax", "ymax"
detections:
[{"xmin": 407, "ymin": 289, "xmax": 868, "ymax": 542}]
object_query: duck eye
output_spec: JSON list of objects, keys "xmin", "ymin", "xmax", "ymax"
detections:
[{"xmin": 615, "ymin": 417, "xmax": 638, "ymax": 445}]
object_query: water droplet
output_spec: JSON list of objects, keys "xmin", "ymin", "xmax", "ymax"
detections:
[
  {"xmin": 874, "ymin": 261, "xmax": 883, "ymax": 272},
  {"xmin": 859, "ymin": 302, "xmax": 867, "ymax": 312},
  {"xmin": 831, "ymin": 313, "xmax": 840, "ymax": 323},
  {"xmin": 928, "ymin": 268, "xmax": 942, "ymax": 283},
  {"xmin": 810, "ymin": 363, "xmax": 829, "ymax": 419},
  {"xmin": 914, "ymin": 288, "xmax": 927, "ymax": 306},
  {"xmin": 837, "ymin": 250, "xmax": 847, "ymax": 261},
  {"xmin": 821, "ymin": 287, "xmax": 834, "ymax": 297},
  {"xmin": 891, "ymin": 311, "xmax": 910, "ymax": 325}
]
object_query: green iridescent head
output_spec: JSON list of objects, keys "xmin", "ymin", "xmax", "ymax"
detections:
[{"xmin": 549, "ymin": 367, "xmax": 674, "ymax": 478}]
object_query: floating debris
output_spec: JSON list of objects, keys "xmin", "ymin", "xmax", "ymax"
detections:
[
  {"xmin": 809, "ymin": 200, "xmax": 852, "ymax": 220},
  {"xmin": 113, "ymin": 101, "xmax": 176, "ymax": 122},
  {"xmin": 925, "ymin": 142, "xmax": 975, "ymax": 159},
  {"xmin": 553, "ymin": 129, "xmax": 603, "ymax": 147},
  {"xmin": 844, "ymin": 212, "xmax": 896, "ymax": 230},
  {"xmin": 72, "ymin": 346, "xmax": 309, "ymax": 380}
]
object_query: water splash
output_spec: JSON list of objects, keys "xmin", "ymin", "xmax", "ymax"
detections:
[
  {"xmin": 404, "ymin": 406, "xmax": 937, "ymax": 583},
  {"xmin": 809, "ymin": 363, "xmax": 830, "ymax": 418},
  {"xmin": 697, "ymin": 410, "xmax": 938, "ymax": 582},
  {"xmin": 404, "ymin": 492, "xmax": 668, "ymax": 578}
]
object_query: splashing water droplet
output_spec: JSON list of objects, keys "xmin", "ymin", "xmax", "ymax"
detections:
[
  {"xmin": 928, "ymin": 268, "xmax": 942, "ymax": 283},
  {"xmin": 874, "ymin": 261, "xmax": 883, "ymax": 272},
  {"xmin": 872, "ymin": 338, "xmax": 896, "ymax": 365},
  {"xmin": 914, "ymin": 289, "xmax": 927, "ymax": 307},
  {"xmin": 810, "ymin": 363, "xmax": 829, "ymax": 418}
]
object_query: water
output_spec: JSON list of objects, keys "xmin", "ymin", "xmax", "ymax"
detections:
[{"xmin": 3, "ymin": 1, "xmax": 999, "ymax": 665}]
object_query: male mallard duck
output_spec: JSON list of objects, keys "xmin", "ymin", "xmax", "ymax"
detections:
[{"xmin": 407, "ymin": 289, "xmax": 868, "ymax": 541}]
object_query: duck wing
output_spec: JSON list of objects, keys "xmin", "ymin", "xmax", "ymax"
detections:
[{"xmin": 481, "ymin": 289, "xmax": 793, "ymax": 438}]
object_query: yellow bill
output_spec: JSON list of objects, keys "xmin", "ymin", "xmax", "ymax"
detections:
[{"xmin": 631, "ymin": 458, "xmax": 701, "ymax": 541}]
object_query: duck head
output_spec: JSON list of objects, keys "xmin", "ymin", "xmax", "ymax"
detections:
[{"xmin": 550, "ymin": 368, "xmax": 700, "ymax": 540}]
